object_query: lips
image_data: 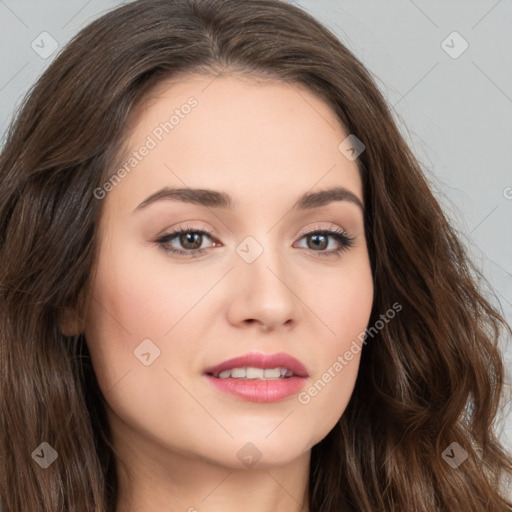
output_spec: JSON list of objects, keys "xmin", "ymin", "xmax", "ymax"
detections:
[
  {"xmin": 204, "ymin": 352, "xmax": 309, "ymax": 379},
  {"xmin": 203, "ymin": 352, "xmax": 309, "ymax": 403}
]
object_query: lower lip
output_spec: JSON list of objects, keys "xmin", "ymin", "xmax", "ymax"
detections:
[{"xmin": 204, "ymin": 375, "xmax": 307, "ymax": 402}]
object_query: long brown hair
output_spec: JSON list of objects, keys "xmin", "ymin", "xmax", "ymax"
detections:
[{"xmin": 1, "ymin": 0, "xmax": 511, "ymax": 510}]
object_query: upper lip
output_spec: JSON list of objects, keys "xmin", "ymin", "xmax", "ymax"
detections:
[{"xmin": 204, "ymin": 352, "xmax": 309, "ymax": 378}]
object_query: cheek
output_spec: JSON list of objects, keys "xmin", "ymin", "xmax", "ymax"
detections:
[
  {"xmin": 86, "ymin": 234, "xmax": 204, "ymax": 344},
  {"xmin": 296, "ymin": 256, "xmax": 373, "ymax": 432},
  {"xmin": 298, "ymin": 330, "xmax": 364, "ymax": 446},
  {"xmin": 82, "ymin": 240, "xmax": 203, "ymax": 443},
  {"xmin": 306, "ymin": 252, "xmax": 374, "ymax": 347},
  {"xmin": 83, "ymin": 232, "xmax": 216, "ymax": 393}
]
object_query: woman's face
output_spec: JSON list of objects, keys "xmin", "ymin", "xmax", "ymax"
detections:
[{"xmin": 82, "ymin": 74, "xmax": 373, "ymax": 470}]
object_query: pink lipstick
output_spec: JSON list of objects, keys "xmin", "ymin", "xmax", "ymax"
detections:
[{"xmin": 203, "ymin": 352, "xmax": 309, "ymax": 403}]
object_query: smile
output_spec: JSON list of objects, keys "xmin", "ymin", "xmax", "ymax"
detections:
[{"xmin": 204, "ymin": 352, "xmax": 309, "ymax": 402}]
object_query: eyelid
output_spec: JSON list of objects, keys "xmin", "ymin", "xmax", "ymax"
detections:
[{"xmin": 297, "ymin": 222, "xmax": 349, "ymax": 237}]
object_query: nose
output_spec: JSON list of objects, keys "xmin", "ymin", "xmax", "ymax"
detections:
[{"xmin": 225, "ymin": 241, "xmax": 303, "ymax": 333}]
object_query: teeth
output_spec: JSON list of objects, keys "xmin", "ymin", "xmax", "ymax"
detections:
[
  {"xmin": 215, "ymin": 367, "xmax": 294, "ymax": 380},
  {"xmin": 263, "ymin": 368, "xmax": 281, "ymax": 379},
  {"xmin": 246, "ymin": 367, "xmax": 263, "ymax": 379}
]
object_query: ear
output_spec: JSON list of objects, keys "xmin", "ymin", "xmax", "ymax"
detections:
[
  {"xmin": 58, "ymin": 286, "xmax": 91, "ymax": 337},
  {"xmin": 58, "ymin": 306, "xmax": 84, "ymax": 337}
]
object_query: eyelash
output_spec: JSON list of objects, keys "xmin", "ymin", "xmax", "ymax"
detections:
[{"xmin": 155, "ymin": 224, "xmax": 355, "ymax": 259}]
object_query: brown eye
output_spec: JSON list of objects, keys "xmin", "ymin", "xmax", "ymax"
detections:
[
  {"xmin": 307, "ymin": 233, "xmax": 329, "ymax": 250},
  {"xmin": 294, "ymin": 228, "xmax": 355, "ymax": 258},
  {"xmin": 156, "ymin": 226, "xmax": 216, "ymax": 257},
  {"xmin": 178, "ymin": 232, "xmax": 203, "ymax": 250}
]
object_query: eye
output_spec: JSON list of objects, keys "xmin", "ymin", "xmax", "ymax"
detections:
[
  {"xmin": 294, "ymin": 226, "xmax": 355, "ymax": 258},
  {"xmin": 155, "ymin": 225, "xmax": 216, "ymax": 257},
  {"xmin": 155, "ymin": 225, "xmax": 355, "ymax": 258}
]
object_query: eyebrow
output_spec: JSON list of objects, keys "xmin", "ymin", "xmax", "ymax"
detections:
[{"xmin": 133, "ymin": 186, "xmax": 364, "ymax": 213}]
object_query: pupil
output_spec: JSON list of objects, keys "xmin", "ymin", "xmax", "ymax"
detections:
[
  {"xmin": 310, "ymin": 234, "xmax": 327, "ymax": 250},
  {"xmin": 181, "ymin": 233, "xmax": 201, "ymax": 249}
]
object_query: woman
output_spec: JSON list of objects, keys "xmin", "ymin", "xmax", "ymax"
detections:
[{"xmin": 0, "ymin": 0, "xmax": 511, "ymax": 510}]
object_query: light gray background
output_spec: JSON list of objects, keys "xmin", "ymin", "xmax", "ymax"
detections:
[{"xmin": 0, "ymin": 0, "xmax": 511, "ymax": 451}]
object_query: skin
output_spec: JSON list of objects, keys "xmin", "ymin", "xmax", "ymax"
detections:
[{"xmin": 70, "ymin": 74, "xmax": 374, "ymax": 512}]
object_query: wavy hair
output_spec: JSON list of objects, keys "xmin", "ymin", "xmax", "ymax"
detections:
[{"xmin": 0, "ymin": 0, "xmax": 511, "ymax": 510}]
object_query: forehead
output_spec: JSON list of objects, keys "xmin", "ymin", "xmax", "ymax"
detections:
[{"xmin": 107, "ymin": 73, "xmax": 363, "ymax": 214}]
